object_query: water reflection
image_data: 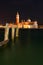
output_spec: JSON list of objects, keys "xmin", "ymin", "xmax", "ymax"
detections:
[{"xmin": 0, "ymin": 29, "xmax": 43, "ymax": 65}]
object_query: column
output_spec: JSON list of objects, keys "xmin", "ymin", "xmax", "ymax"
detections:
[
  {"xmin": 16, "ymin": 25, "xmax": 19, "ymax": 37},
  {"xmin": 12, "ymin": 24, "xmax": 15, "ymax": 41},
  {"xmin": 4, "ymin": 23, "xmax": 9, "ymax": 41}
]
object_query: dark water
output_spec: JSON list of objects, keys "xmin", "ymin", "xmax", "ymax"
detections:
[{"xmin": 0, "ymin": 29, "xmax": 43, "ymax": 65}]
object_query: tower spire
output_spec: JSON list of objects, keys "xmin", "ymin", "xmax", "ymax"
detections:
[
  {"xmin": 17, "ymin": 12, "xmax": 19, "ymax": 15},
  {"xmin": 16, "ymin": 12, "xmax": 19, "ymax": 24}
]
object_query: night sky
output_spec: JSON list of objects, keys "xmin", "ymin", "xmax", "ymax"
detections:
[{"xmin": 0, "ymin": 0, "xmax": 43, "ymax": 24}]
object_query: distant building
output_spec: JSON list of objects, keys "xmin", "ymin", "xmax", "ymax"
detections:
[
  {"xmin": 7, "ymin": 12, "xmax": 38, "ymax": 28},
  {"xmin": 15, "ymin": 12, "xmax": 38, "ymax": 28},
  {"xmin": 16, "ymin": 12, "xmax": 19, "ymax": 24}
]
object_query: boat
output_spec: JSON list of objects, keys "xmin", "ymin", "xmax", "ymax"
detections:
[{"xmin": 0, "ymin": 39, "xmax": 9, "ymax": 46}]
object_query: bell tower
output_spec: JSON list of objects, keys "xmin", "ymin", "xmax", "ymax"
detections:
[{"xmin": 16, "ymin": 12, "xmax": 19, "ymax": 24}]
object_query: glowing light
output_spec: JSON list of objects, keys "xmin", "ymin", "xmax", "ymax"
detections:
[
  {"xmin": 28, "ymin": 25, "xmax": 31, "ymax": 28},
  {"xmin": 27, "ymin": 19, "xmax": 31, "ymax": 22}
]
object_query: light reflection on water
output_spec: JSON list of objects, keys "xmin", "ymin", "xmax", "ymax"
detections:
[{"xmin": 0, "ymin": 29, "xmax": 43, "ymax": 65}]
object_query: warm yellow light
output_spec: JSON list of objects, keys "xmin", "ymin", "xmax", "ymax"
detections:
[{"xmin": 28, "ymin": 25, "xmax": 30, "ymax": 28}]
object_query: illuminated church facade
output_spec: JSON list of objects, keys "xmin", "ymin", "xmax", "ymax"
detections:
[{"xmin": 9, "ymin": 12, "xmax": 38, "ymax": 28}]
